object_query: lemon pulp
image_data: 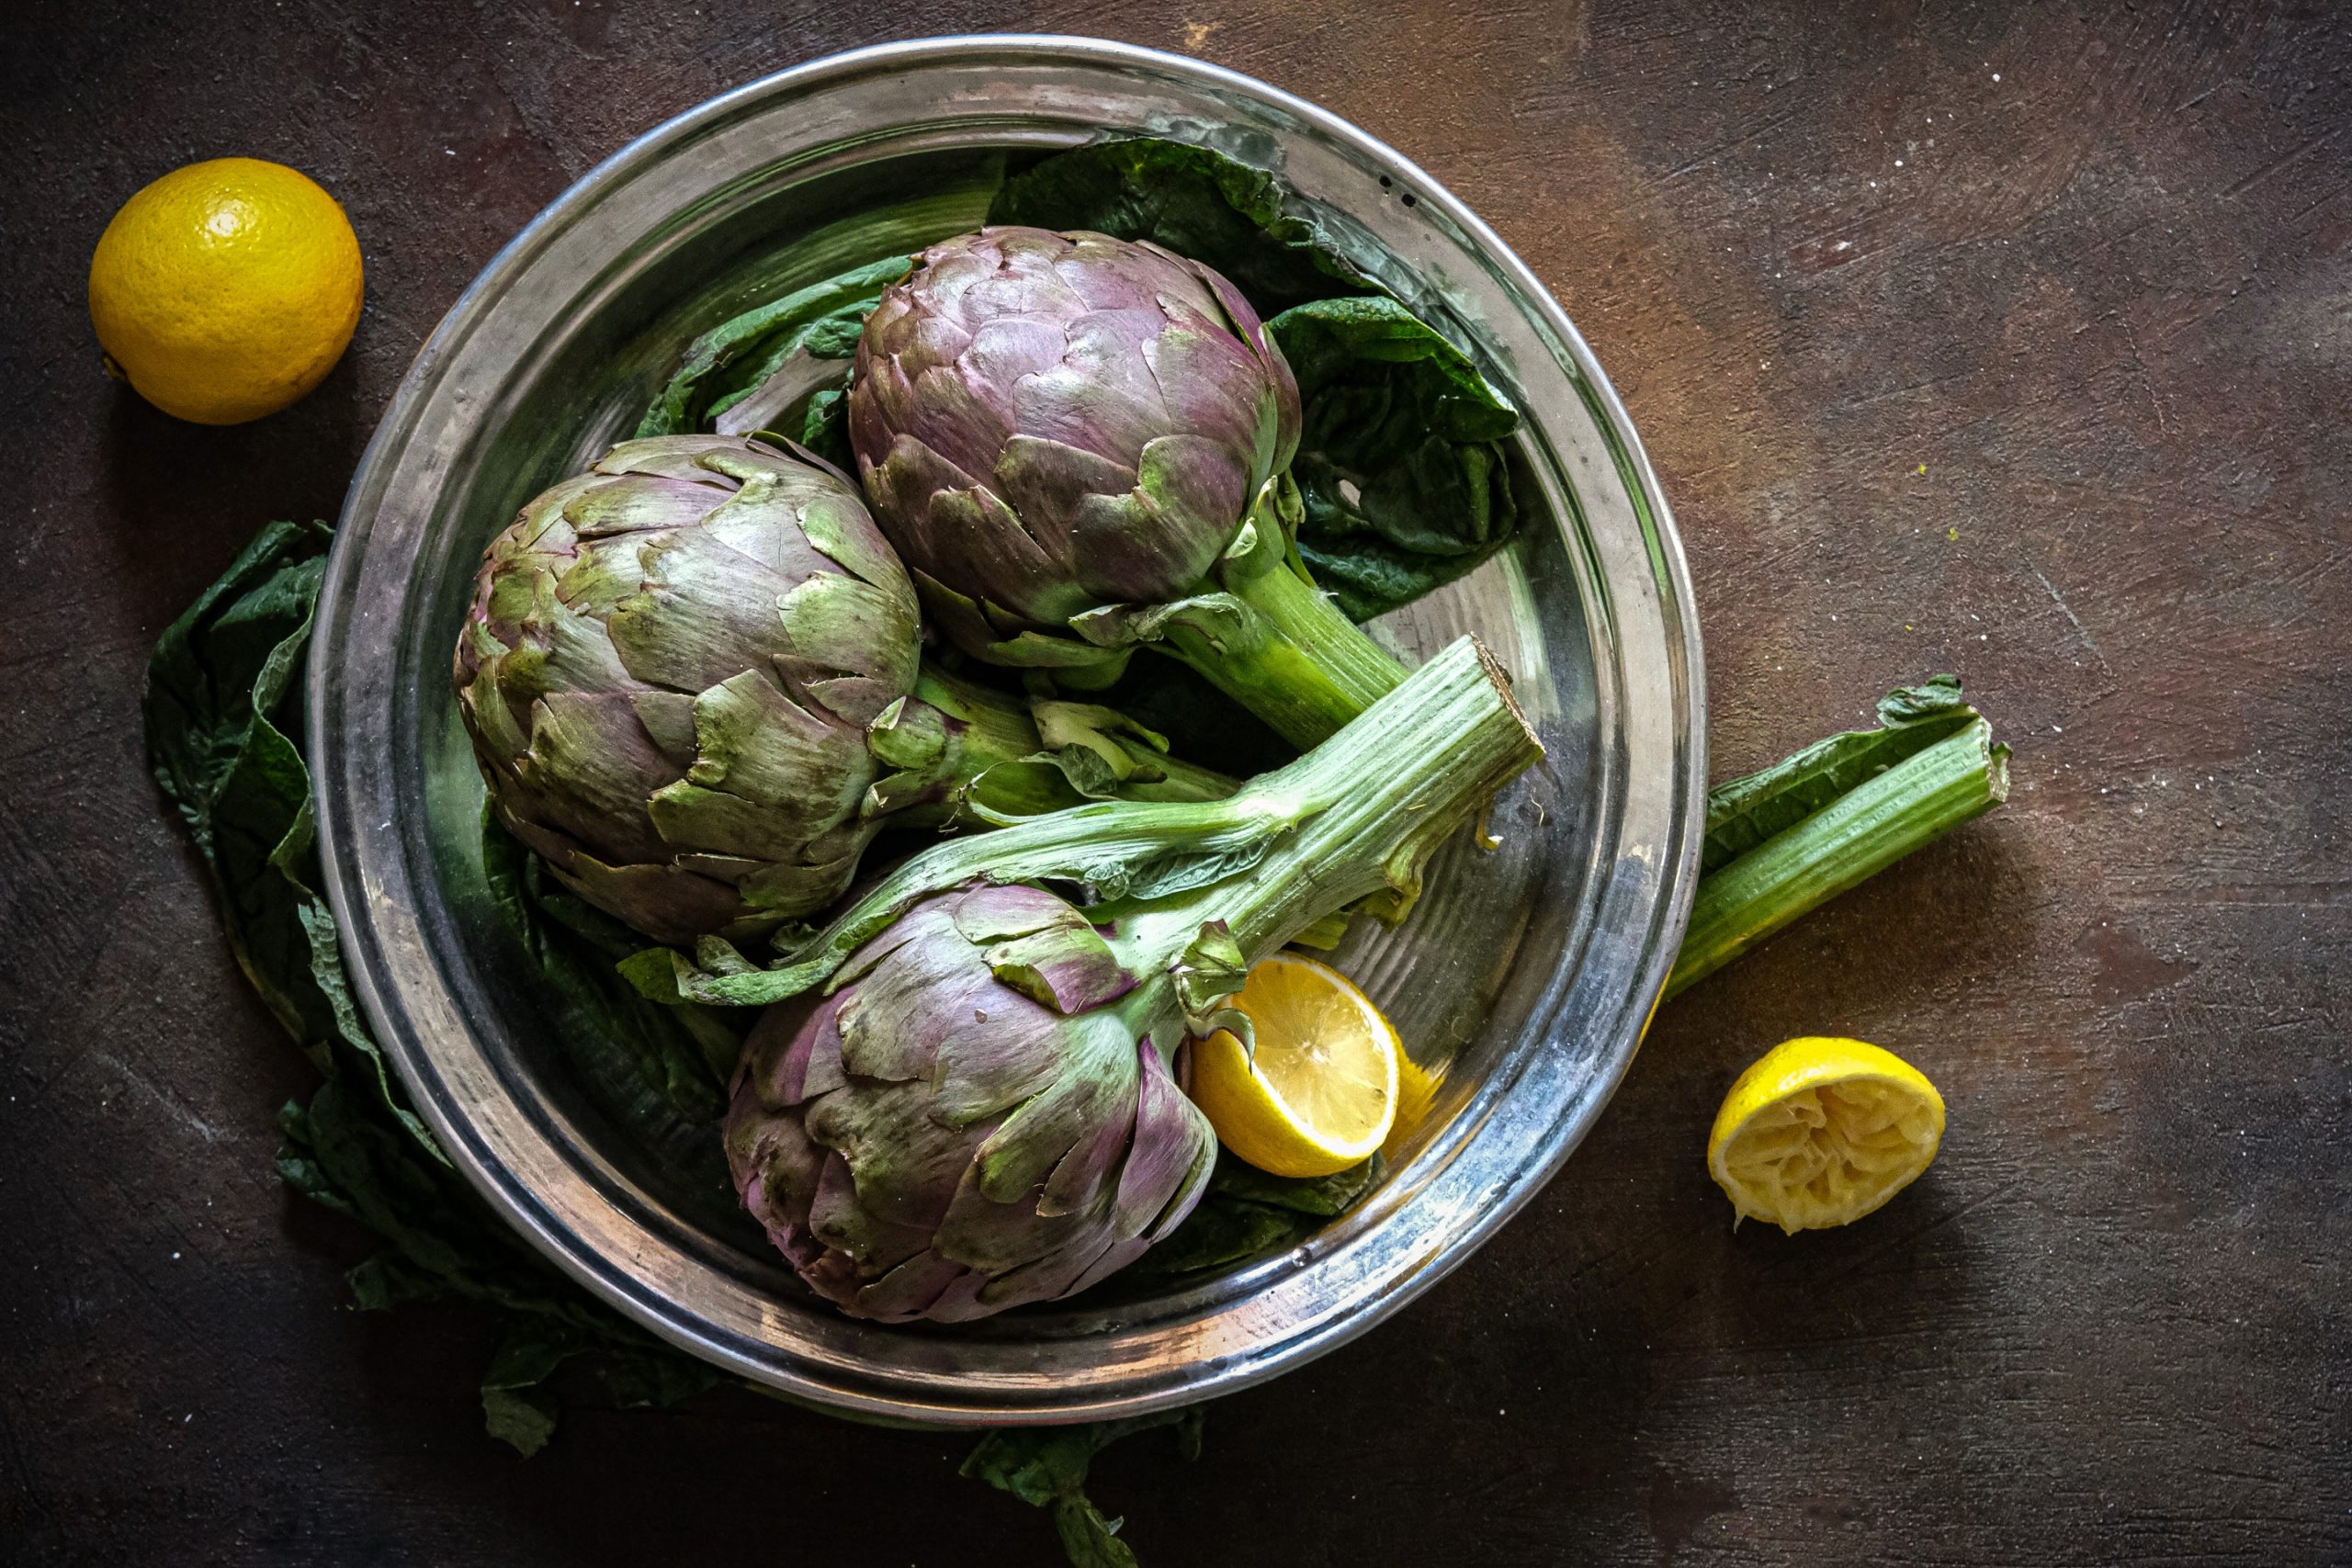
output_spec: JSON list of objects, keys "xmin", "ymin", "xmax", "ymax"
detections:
[
  {"xmin": 1189, "ymin": 953, "xmax": 1400, "ymax": 1179},
  {"xmin": 1707, "ymin": 1036, "xmax": 1945, "ymax": 1234}
]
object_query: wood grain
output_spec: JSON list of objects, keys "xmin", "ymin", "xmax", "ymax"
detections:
[{"xmin": 2, "ymin": 1, "xmax": 2345, "ymax": 1562}]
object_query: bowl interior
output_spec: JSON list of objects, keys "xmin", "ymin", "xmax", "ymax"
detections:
[{"xmin": 313, "ymin": 38, "xmax": 1701, "ymax": 1423}]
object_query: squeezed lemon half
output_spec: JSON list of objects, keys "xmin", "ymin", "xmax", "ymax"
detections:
[
  {"xmin": 1191, "ymin": 953, "xmax": 1400, "ymax": 1178},
  {"xmin": 1707, "ymin": 1036, "xmax": 1945, "ymax": 1234}
]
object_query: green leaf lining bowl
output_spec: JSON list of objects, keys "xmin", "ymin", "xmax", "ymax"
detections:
[{"xmin": 309, "ymin": 34, "xmax": 1705, "ymax": 1426}]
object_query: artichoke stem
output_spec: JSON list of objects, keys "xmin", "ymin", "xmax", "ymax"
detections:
[
  {"xmin": 1171, "ymin": 558, "xmax": 1407, "ymax": 750},
  {"xmin": 1666, "ymin": 722, "xmax": 2011, "ymax": 997},
  {"xmin": 1209, "ymin": 636, "xmax": 1539, "ymax": 959}
]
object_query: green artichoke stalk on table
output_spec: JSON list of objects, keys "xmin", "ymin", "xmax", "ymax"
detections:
[
  {"xmin": 714, "ymin": 637, "xmax": 1542, "ymax": 1319},
  {"xmin": 849, "ymin": 226, "xmax": 1410, "ymax": 749},
  {"xmin": 454, "ymin": 433, "xmax": 1228, "ymax": 948}
]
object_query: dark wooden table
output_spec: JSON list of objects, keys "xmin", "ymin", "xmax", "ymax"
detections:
[{"xmin": 5, "ymin": 2, "xmax": 2346, "ymax": 1562}]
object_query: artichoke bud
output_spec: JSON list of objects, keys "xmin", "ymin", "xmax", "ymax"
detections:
[
  {"xmin": 847, "ymin": 227, "xmax": 1408, "ymax": 750},
  {"xmin": 724, "ymin": 882, "xmax": 1216, "ymax": 1323},
  {"xmin": 1031, "ymin": 699, "xmax": 1172, "ymax": 787},
  {"xmin": 847, "ymin": 227, "xmax": 1302, "ymax": 656},
  {"xmin": 864, "ymin": 693, "xmax": 954, "ymax": 772},
  {"xmin": 453, "ymin": 434, "xmax": 921, "ymax": 945}
]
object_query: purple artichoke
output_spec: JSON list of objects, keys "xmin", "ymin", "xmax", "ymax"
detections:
[
  {"xmin": 456, "ymin": 435, "xmax": 914, "ymax": 946},
  {"xmin": 852, "ymin": 225, "xmax": 1300, "ymax": 633},
  {"xmin": 457, "ymin": 434, "xmax": 1226, "ymax": 949},
  {"xmin": 849, "ymin": 229, "xmax": 1402, "ymax": 747},
  {"xmin": 724, "ymin": 882, "xmax": 1215, "ymax": 1321}
]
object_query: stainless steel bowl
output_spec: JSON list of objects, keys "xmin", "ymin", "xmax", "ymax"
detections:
[{"xmin": 309, "ymin": 35, "xmax": 1704, "ymax": 1425}]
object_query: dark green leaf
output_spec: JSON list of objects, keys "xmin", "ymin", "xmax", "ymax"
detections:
[
  {"xmin": 964, "ymin": 1427, "xmax": 1087, "ymax": 1508},
  {"xmin": 1701, "ymin": 675, "xmax": 1979, "ymax": 874},
  {"xmin": 144, "ymin": 522, "xmax": 329, "ymax": 1041},
  {"xmin": 1274, "ymin": 297, "xmax": 1517, "ymax": 446},
  {"xmin": 143, "ymin": 519, "xmax": 436, "ymax": 1143},
  {"xmin": 799, "ymin": 383, "xmax": 852, "ymax": 468},
  {"xmin": 481, "ymin": 1332, "xmax": 569, "ymax": 1461},
  {"xmin": 144, "ymin": 521, "xmax": 330, "ymax": 834},
  {"xmin": 1054, "ymin": 1495, "xmax": 1138, "ymax": 1568},
  {"xmin": 1126, "ymin": 1197, "xmax": 1313, "ymax": 1278},
  {"xmin": 1128, "ymin": 1153, "xmax": 1382, "ymax": 1280},
  {"xmin": 594, "ymin": 1345, "xmax": 727, "ymax": 1411},
  {"xmin": 992, "ymin": 138, "xmax": 1370, "ymax": 310},
  {"xmin": 483, "ymin": 1325, "xmax": 581, "ymax": 1397},
  {"xmin": 636, "ymin": 254, "xmax": 911, "ymax": 439},
  {"xmin": 345, "ymin": 1251, "xmax": 454, "ymax": 1312},
  {"xmin": 482, "ymin": 814, "xmax": 741, "ymax": 1121},
  {"xmin": 963, "ymin": 1409, "xmax": 1202, "ymax": 1567},
  {"xmin": 1271, "ymin": 297, "xmax": 1521, "ymax": 622},
  {"xmin": 150, "ymin": 523, "xmax": 730, "ymax": 1460},
  {"xmin": 1209, "ymin": 1151, "xmax": 1383, "ymax": 1217},
  {"xmin": 481, "ymin": 1385, "xmax": 560, "ymax": 1458},
  {"xmin": 635, "ymin": 165, "xmax": 1002, "ymax": 439}
]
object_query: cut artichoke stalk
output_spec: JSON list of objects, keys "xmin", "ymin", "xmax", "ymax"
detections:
[
  {"xmin": 455, "ymin": 434, "xmax": 1229, "ymax": 952},
  {"xmin": 1668, "ymin": 678, "xmax": 2010, "ymax": 997},
  {"xmin": 849, "ymin": 226, "xmax": 1408, "ymax": 752},
  {"xmin": 707, "ymin": 635, "xmax": 1542, "ymax": 1320}
]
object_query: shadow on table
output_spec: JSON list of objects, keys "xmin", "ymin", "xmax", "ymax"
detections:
[{"xmin": 98, "ymin": 352, "xmax": 366, "ymax": 646}]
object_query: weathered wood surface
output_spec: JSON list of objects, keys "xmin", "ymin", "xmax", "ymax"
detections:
[{"xmin": 3, "ymin": 1, "xmax": 2345, "ymax": 1562}]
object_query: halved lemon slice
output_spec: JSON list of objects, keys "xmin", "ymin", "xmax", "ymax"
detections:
[
  {"xmin": 1707, "ymin": 1037, "xmax": 1945, "ymax": 1234},
  {"xmin": 1191, "ymin": 953, "xmax": 1400, "ymax": 1178}
]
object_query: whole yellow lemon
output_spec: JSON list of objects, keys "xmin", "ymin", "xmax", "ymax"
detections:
[{"xmin": 88, "ymin": 157, "xmax": 363, "ymax": 425}]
